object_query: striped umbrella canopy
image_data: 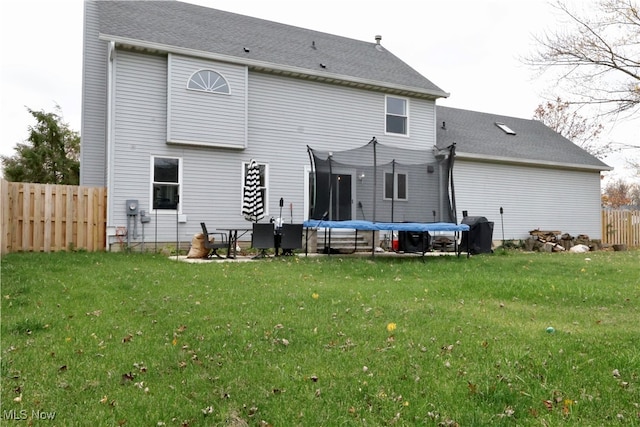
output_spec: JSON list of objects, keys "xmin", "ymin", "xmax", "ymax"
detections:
[{"xmin": 242, "ymin": 159, "xmax": 264, "ymax": 222}]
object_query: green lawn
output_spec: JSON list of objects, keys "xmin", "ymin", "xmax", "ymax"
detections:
[{"xmin": 1, "ymin": 250, "xmax": 639, "ymax": 426}]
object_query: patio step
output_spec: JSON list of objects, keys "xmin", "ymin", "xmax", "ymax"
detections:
[{"xmin": 315, "ymin": 229, "xmax": 373, "ymax": 253}]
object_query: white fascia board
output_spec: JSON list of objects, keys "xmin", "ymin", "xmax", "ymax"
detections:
[
  {"xmin": 455, "ymin": 151, "xmax": 613, "ymax": 172},
  {"xmin": 166, "ymin": 139, "xmax": 246, "ymax": 150},
  {"xmin": 99, "ymin": 33, "xmax": 450, "ymax": 99}
]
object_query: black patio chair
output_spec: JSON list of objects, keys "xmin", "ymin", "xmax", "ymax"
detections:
[
  {"xmin": 279, "ymin": 223, "xmax": 303, "ymax": 255},
  {"xmin": 252, "ymin": 222, "xmax": 275, "ymax": 259},
  {"xmin": 200, "ymin": 222, "xmax": 229, "ymax": 259}
]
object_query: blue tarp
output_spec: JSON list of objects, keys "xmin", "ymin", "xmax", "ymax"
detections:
[{"xmin": 303, "ymin": 220, "xmax": 469, "ymax": 232}]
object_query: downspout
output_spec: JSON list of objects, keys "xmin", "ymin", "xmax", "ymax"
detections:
[{"xmin": 105, "ymin": 41, "xmax": 115, "ymax": 250}]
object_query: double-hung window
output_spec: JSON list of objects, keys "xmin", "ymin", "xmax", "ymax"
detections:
[
  {"xmin": 385, "ymin": 96, "xmax": 408, "ymax": 135},
  {"xmin": 152, "ymin": 156, "xmax": 182, "ymax": 210},
  {"xmin": 384, "ymin": 172, "xmax": 408, "ymax": 201}
]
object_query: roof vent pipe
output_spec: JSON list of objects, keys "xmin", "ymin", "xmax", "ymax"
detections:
[{"xmin": 375, "ymin": 35, "xmax": 382, "ymax": 44}]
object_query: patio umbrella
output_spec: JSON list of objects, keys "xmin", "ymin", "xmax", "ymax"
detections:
[{"xmin": 242, "ymin": 159, "xmax": 264, "ymax": 222}]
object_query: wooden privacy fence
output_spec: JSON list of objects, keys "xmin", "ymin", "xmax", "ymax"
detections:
[
  {"xmin": 1, "ymin": 180, "xmax": 107, "ymax": 254},
  {"xmin": 602, "ymin": 209, "xmax": 640, "ymax": 248}
]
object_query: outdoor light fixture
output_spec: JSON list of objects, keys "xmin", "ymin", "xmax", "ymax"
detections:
[{"xmin": 359, "ymin": 173, "xmax": 366, "ymax": 181}]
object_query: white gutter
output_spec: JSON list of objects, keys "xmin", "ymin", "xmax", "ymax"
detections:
[
  {"xmin": 98, "ymin": 33, "xmax": 450, "ymax": 100},
  {"xmin": 455, "ymin": 151, "xmax": 613, "ymax": 172}
]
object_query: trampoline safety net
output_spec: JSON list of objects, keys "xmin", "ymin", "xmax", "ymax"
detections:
[{"xmin": 307, "ymin": 137, "xmax": 458, "ymax": 224}]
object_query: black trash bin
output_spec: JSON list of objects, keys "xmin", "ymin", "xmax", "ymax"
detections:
[
  {"xmin": 460, "ymin": 216, "xmax": 494, "ymax": 254},
  {"xmin": 397, "ymin": 231, "xmax": 430, "ymax": 253}
]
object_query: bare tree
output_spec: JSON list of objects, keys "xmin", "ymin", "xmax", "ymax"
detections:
[
  {"xmin": 526, "ymin": 0, "xmax": 640, "ymax": 117},
  {"xmin": 602, "ymin": 178, "xmax": 640, "ymax": 206},
  {"xmin": 630, "ymin": 181, "xmax": 640, "ymax": 205},
  {"xmin": 628, "ymin": 158, "xmax": 640, "ymax": 176},
  {"xmin": 533, "ymin": 97, "xmax": 618, "ymax": 158}
]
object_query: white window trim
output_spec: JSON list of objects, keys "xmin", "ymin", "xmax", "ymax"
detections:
[
  {"xmin": 241, "ymin": 161, "xmax": 269, "ymax": 217},
  {"xmin": 385, "ymin": 95, "xmax": 410, "ymax": 137},
  {"xmin": 383, "ymin": 171, "xmax": 409, "ymax": 201},
  {"xmin": 150, "ymin": 155, "xmax": 183, "ymax": 214},
  {"xmin": 186, "ymin": 69, "xmax": 231, "ymax": 95}
]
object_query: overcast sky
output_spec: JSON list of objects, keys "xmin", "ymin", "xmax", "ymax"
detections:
[{"xmin": 1, "ymin": 0, "xmax": 637, "ymax": 181}]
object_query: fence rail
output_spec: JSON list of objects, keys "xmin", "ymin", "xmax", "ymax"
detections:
[
  {"xmin": 1, "ymin": 180, "xmax": 107, "ymax": 254},
  {"xmin": 602, "ymin": 209, "xmax": 640, "ymax": 248}
]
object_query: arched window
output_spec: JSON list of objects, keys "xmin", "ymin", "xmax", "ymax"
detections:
[{"xmin": 187, "ymin": 70, "xmax": 230, "ymax": 94}]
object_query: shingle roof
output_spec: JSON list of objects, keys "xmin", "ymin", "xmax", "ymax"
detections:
[
  {"xmin": 436, "ymin": 106, "xmax": 611, "ymax": 171},
  {"xmin": 95, "ymin": 1, "xmax": 447, "ymax": 98}
]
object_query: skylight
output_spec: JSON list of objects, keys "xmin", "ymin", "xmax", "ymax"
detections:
[{"xmin": 495, "ymin": 122, "xmax": 516, "ymax": 135}]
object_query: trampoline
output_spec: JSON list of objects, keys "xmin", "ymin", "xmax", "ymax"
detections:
[{"xmin": 305, "ymin": 137, "xmax": 467, "ymax": 257}]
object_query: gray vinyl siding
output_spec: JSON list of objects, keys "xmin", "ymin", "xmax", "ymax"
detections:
[
  {"xmin": 168, "ymin": 55, "xmax": 247, "ymax": 148},
  {"xmin": 80, "ymin": 1, "xmax": 108, "ymax": 186},
  {"xmin": 245, "ymin": 73, "xmax": 437, "ymax": 224},
  {"xmin": 247, "ymin": 73, "xmax": 436, "ymax": 153},
  {"xmin": 453, "ymin": 160, "xmax": 603, "ymax": 240},
  {"xmin": 110, "ymin": 50, "xmax": 171, "ymax": 242},
  {"xmin": 110, "ymin": 50, "xmax": 250, "ymax": 245},
  {"xmin": 107, "ymin": 50, "xmax": 438, "ymax": 246}
]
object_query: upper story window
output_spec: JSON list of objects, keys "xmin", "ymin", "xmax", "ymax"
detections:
[
  {"xmin": 187, "ymin": 70, "xmax": 230, "ymax": 94},
  {"xmin": 386, "ymin": 96, "xmax": 408, "ymax": 135},
  {"xmin": 152, "ymin": 156, "xmax": 182, "ymax": 211}
]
